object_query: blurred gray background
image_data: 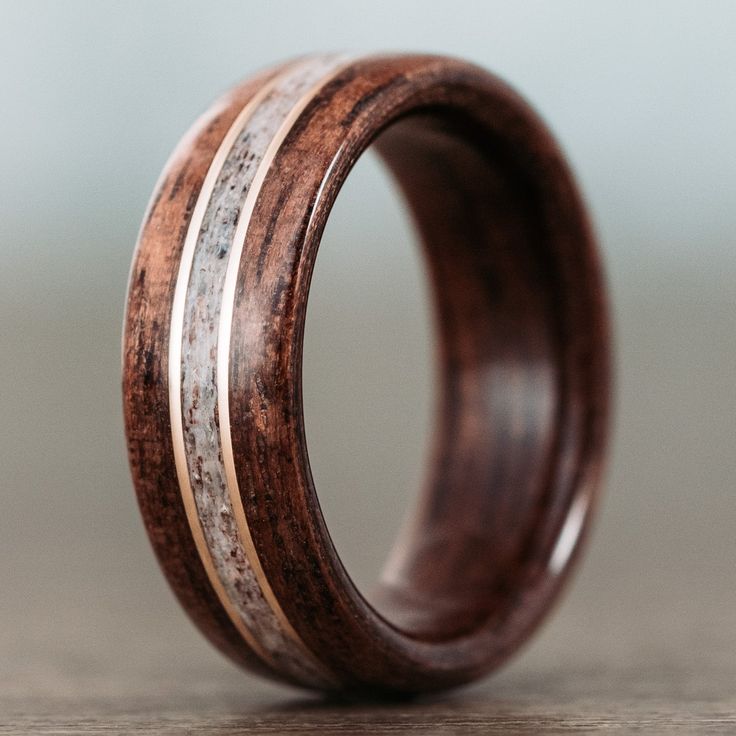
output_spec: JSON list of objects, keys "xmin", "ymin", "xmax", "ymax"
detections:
[{"xmin": 1, "ymin": 0, "xmax": 734, "ymax": 715}]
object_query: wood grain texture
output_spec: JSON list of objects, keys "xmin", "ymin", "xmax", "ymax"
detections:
[
  {"xmin": 122, "ymin": 63, "xmax": 287, "ymax": 684},
  {"xmin": 122, "ymin": 53, "xmax": 611, "ymax": 695}
]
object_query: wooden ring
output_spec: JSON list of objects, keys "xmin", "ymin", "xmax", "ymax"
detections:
[{"xmin": 123, "ymin": 53, "xmax": 611, "ymax": 695}]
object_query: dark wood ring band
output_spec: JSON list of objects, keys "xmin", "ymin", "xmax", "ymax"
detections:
[{"xmin": 122, "ymin": 53, "xmax": 611, "ymax": 695}]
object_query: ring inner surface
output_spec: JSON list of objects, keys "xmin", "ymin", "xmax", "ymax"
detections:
[{"xmin": 353, "ymin": 110, "xmax": 564, "ymax": 642}]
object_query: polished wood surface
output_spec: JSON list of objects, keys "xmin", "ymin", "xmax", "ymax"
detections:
[{"xmin": 123, "ymin": 54, "xmax": 610, "ymax": 694}]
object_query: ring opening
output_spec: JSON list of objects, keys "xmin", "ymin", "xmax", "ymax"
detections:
[
  {"xmin": 303, "ymin": 142, "xmax": 433, "ymax": 600},
  {"xmin": 311, "ymin": 108, "xmax": 567, "ymax": 643}
]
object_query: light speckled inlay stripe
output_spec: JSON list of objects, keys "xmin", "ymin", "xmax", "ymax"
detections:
[{"xmin": 170, "ymin": 54, "xmax": 354, "ymax": 687}]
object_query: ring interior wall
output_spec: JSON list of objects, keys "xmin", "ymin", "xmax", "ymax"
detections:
[{"xmin": 363, "ymin": 110, "xmax": 564, "ymax": 642}]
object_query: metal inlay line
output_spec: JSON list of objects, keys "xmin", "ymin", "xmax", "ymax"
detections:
[
  {"xmin": 170, "ymin": 54, "xmax": 355, "ymax": 688},
  {"xmin": 216, "ymin": 52, "xmax": 357, "ymax": 683}
]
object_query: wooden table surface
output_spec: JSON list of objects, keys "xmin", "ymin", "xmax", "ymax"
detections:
[
  {"xmin": 3, "ymin": 646, "xmax": 734, "ymax": 734},
  {"xmin": 2, "ymin": 581, "xmax": 734, "ymax": 734}
]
